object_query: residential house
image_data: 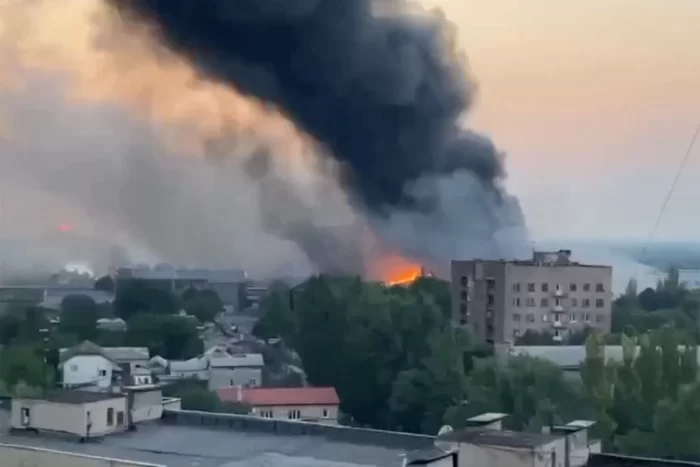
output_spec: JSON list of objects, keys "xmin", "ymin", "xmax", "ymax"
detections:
[
  {"xmin": 163, "ymin": 357, "xmax": 209, "ymax": 381},
  {"xmin": 59, "ymin": 341, "xmax": 121, "ymax": 390},
  {"xmin": 11, "ymin": 390, "xmax": 128, "ymax": 439},
  {"xmin": 206, "ymin": 347, "xmax": 264, "ymax": 390},
  {"xmin": 60, "ymin": 342, "xmax": 153, "ymax": 390},
  {"xmin": 216, "ymin": 386, "xmax": 340, "ymax": 423}
]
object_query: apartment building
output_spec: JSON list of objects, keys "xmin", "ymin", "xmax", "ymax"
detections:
[{"xmin": 451, "ymin": 250, "xmax": 612, "ymax": 344}]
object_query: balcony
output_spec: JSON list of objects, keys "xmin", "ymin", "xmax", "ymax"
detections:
[
  {"xmin": 552, "ymin": 304, "xmax": 565, "ymax": 313},
  {"xmin": 552, "ymin": 319, "xmax": 566, "ymax": 329},
  {"xmin": 553, "ymin": 288, "xmax": 567, "ymax": 298},
  {"xmin": 553, "ymin": 333, "xmax": 564, "ymax": 342}
]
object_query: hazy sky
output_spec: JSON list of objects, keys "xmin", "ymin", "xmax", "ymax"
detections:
[{"xmin": 428, "ymin": 0, "xmax": 700, "ymax": 241}]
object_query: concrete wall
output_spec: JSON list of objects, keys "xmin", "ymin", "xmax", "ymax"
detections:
[
  {"xmin": 12, "ymin": 400, "xmax": 85, "ymax": 436},
  {"xmin": 130, "ymin": 390, "xmax": 163, "ymax": 424},
  {"xmin": 456, "ymin": 439, "xmax": 566, "ymax": 467},
  {"xmin": 0, "ymin": 443, "xmax": 163, "ymax": 467},
  {"xmin": 11, "ymin": 397, "xmax": 128, "ymax": 438}
]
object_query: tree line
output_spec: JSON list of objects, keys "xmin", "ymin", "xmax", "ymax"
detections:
[{"xmin": 253, "ymin": 272, "xmax": 700, "ymax": 461}]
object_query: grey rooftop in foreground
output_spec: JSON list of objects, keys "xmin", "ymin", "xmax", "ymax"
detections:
[{"xmin": 2, "ymin": 409, "xmax": 433, "ymax": 467}]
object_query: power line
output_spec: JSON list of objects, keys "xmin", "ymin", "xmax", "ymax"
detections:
[{"xmin": 637, "ymin": 123, "xmax": 700, "ymax": 267}]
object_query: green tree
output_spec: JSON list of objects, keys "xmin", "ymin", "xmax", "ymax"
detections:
[
  {"xmin": 0, "ymin": 345, "xmax": 52, "ymax": 392},
  {"xmin": 183, "ymin": 289, "xmax": 223, "ymax": 323},
  {"xmin": 114, "ymin": 279, "xmax": 180, "ymax": 320},
  {"xmin": 126, "ymin": 313, "xmax": 203, "ymax": 360},
  {"xmin": 59, "ymin": 294, "xmax": 98, "ymax": 341}
]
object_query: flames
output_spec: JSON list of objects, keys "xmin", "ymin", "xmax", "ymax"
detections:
[{"xmin": 373, "ymin": 253, "xmax": 423, "ymax": 286}]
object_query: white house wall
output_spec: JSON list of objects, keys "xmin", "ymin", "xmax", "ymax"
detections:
[
  {"xmin": 62, "ymin": 355, "xmax": 114, "ymax": 389},
  {"xmin": 11, "ymin": 400, "xmax": 86, "ymax": 436}
]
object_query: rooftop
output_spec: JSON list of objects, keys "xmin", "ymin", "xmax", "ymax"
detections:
[
  {"xmin": 205, "ymin": 348, "xmax": 264, "ymax": 368},
  {"xmin": 440, "ymin": 427, "xmax": 561, "ymax": 449},
  {"xmin": 2, "ymin": 417, "xmax": 424, "ymax": 467},
  {"xmin": 218, "ymin": 387, "xmax": 341, "ymax": 407},
  {"xmin": 587, "ymin": 453, "xmax": 700, "ymax": 467},
  {"xmin": 16, "ymin": 390, "xmax": 124, "ymax": 405}
]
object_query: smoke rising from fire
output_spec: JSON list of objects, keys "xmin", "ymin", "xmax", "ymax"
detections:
[{"xmin": 0, "ymin": 0, "xmax": 529, "ymax": 279}]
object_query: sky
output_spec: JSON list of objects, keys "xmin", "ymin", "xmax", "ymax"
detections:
[
  {"xmin": 426, "ymin": 0, "xmax": 700, "ymax": 241},
  {"xmin": 0, "ymin": 0, "xmax": 699, "ymax": 276}
]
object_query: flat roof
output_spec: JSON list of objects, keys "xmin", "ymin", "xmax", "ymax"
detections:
[
  {"xmin": 15, "ymin": 390, "xmax": 124, "ymax": 405},
  {"xmin": 441, "ymin": 428, "xmax": 561, "ymax": 449},
  {"xmin": 3, "ymin": 423, "xmax": 413, "ymax": 467}
]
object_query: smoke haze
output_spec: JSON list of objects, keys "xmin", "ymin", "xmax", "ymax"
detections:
[{"xmin": 0, "ymin": 0, "xmax": 529, "ymax": 279}]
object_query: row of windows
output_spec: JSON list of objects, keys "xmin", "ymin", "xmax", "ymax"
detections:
[
  {"xmin": 512, "ymin": 312, "xmax": 605, "ymax": 323},
  {"xmin": 106, "ymin": 407, "xmax": 125, "ymax": 427},
  {"xmin": 513, "ymin": 297, "xmax": 605, "ymax": 308},
  {"xmin": 513, "ymin": 329, "xmax": 568, "ymax": 338},
  {"xmin": 513, "ymin": 282, "xmax": 605, "ymax": 293}
]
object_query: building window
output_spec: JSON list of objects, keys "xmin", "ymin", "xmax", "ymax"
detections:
[
  {"xmin": 459, "ymin": 303, "xmax": 467, "ymax": 315},
  {"xmin": 323, "ymin": 409, "xmax": 329, "ymax": 418},
  {"xmin": 571, "ymin": 298, "xmax": 578, "ymax": 307},
  {"xmin": 513, "ymin": 313, "xmax": 521, "ymax": 321},
  {"xmin": 582, "ymin": 298, "xmax": 591, "ymax": 308},
  {"xmin": 288, "ymin": 410, "xmax": 301, "ymax": 420},
  {"xmin": 596, "ymin": 283, "xmax": 605, "ymax": 292},
  {"xmin": 99, "ymin": 370, "xmax": 107, "ymax": 377},
  {"xmin": 526, "ymin": 297, "xmax": 536, "ymax": 307},
  {"xmin": 513, "ymin": 298, "xmax": 521, "ymax": 307},
  {"xmin": 513, "ymin": 329, "xmax": 521, "ymax": 338},
  {"xmin": 584, "ymin": 313, "xmax": 590, "ymax": 322},
  {"xmin": 541, "ymin": 283, "xmax": 549, "ymax": 292},
  {"xmin": 555, "ymin": 298, "xmax": 561, "ymax": 307},
  {"xmin": 542, "ymin": 313, "xmax": 549, "ymax": 322},
  {"xmin": 460, "ymin": 290, "xmax": 467, "ymax": 301},
  {"xmin": 596, "ymin": 299, "xmax": 604, "ymax": 308},
  {"xmin": 583, "ymin": 283, "xmax": 591, "ymax": 292},
  {"xmin": 107, "ymin": 408, "xmax": 114, "ymax": 426},
  {"xmin": 513, "ymin": 283, "xmax": 521, "ymax": 293},
  {"xmin": 486, "ymin": 294, "xmax": 495, "ymax": 307},
  {"xmin": 570, "ymin": 283, "xmax": 577, "ymax": 292},
  {"xmin": 486, "ymin": 309, "xmax": 494, "ymax": 320},
  {"xmin": 117, "ymin": 411, "xmax": 124, "ymax": 426},
  {"xmin": 570, "ymin": 313, "xmax": 577, "ymax": 322},
  {"xmin": 486, "ymin": 279, "xmax": 495, "ymax": 290},
  {"xmin": 596, "ymin": 314, "xmax": 605, "ymax": 323},
  {"xmin": 527, "ymin": 283, "xmax": 535, "ymax": 292},
  {"xmin": 541, "ymin": 298, "xmax": 549, "ymax": 307},
  {"xmin": 70, "ymin": 364, "xmax": 78, "ymax": 372},
  {"xmin": 526, "ymin": 314, "xmax": 535, "ymax": 322},
  {"xmin": 460, "ymin": 276, "xmax": 468, "ymax": 287}
]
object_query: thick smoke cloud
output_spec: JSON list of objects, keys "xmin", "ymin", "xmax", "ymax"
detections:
[
  {"xmin": 106, "ymin": 0, "xmax": 496, "ymax": 207},
  {"xmin": 106, "ymin": 0, "xmax": 530, "ymax": 267}
]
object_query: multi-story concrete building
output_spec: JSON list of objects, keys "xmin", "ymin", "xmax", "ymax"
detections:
[{"xmin": 451, "ymin": 250, "xmax": 612, "ymax": 344}]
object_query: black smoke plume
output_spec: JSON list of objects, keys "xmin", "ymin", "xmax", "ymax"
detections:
[{"xmin": 105, "ymin": 0, "xmax": 506, "ymax": 216}]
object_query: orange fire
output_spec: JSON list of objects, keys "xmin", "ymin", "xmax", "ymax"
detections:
[{"xmin": 374, "ymin": 253, "xmax": 423, "ymax": 286}]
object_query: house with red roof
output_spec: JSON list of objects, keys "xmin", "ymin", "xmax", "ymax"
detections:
[{"xmin": 216, "ymin": 386, "xmax": 340, "ymax": 424}]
